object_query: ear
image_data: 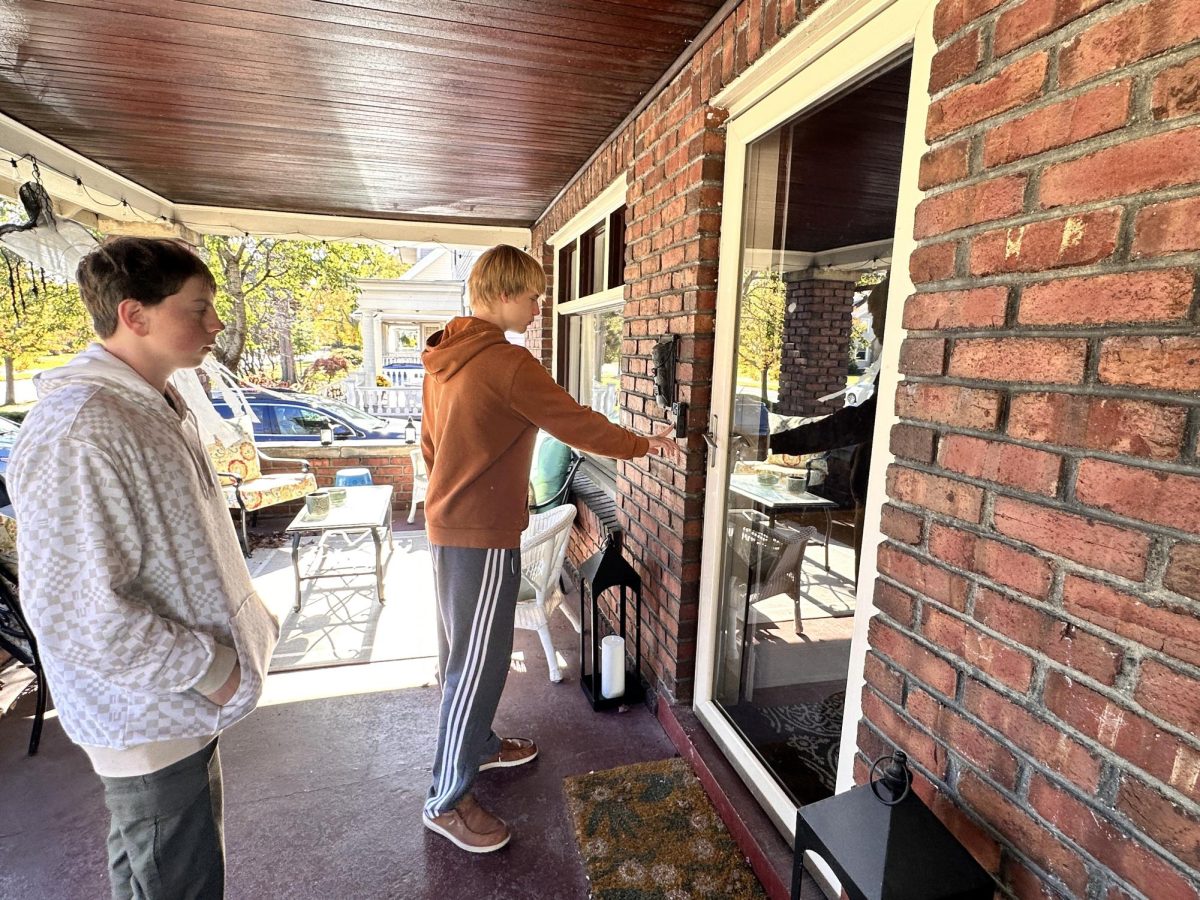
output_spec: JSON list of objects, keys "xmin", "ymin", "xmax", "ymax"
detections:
[{"xmin": 116, "ymin": 298, "xmax": 151, "ymax": 336}]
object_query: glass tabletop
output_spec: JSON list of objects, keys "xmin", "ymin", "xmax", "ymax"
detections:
[
  {"xmin": 285, "ymin": 485, "xmax": 394, "ymax": 532},
  {"xmin": 727, "ymin": 472, "xmax": 835, "ymax": 509}
]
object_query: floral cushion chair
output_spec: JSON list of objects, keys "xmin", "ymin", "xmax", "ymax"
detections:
[{"xmin": 207, "ymin": 427, "xmax": 316, "ymax": 556}]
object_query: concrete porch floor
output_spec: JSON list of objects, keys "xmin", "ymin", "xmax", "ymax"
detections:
[
  {"xmin": 0, "ymin": 513, "xmax": 806, "ymax": 900},
  {"xmin": 0, "ymin": 614, "xmax": 686, "ymax": 898}
]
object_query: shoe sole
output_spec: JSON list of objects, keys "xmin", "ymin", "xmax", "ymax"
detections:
[
  {"xmin": 478, "ymin": 745, "xmax": 539, "ymax": 772},
  {"xmin": 422, "ymin": 814, "xmax": 511, "ymax": 853}
]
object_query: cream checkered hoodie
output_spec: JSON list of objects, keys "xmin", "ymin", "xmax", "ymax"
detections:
[{"xmin": 8, "ymin": 345, "xmax": 279, "ymax": 763}]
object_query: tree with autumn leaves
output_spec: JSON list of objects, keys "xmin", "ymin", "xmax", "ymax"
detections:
[
  {"xmin": 205, "ymin": 236, "xmax": 409, "ymax": 379},
  {"xmin": 0, "ymin": 248, "xmax": 91, "ymax": 405},
  {"xmin": 737, "ymin": 269, "xmax": 787, "ymax": 403},
  {"xmin": 0, "ymin": 200, "xmax": 410, "ymax": 393}
]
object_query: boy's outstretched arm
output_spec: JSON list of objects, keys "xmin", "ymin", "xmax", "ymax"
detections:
[
  {"xmin": 12, "ymin": 438, "xmax": 235, "ymax": 700},
  {"xmin": 509, "ymin": 354, "xmax": 680, "ymax": 460}
]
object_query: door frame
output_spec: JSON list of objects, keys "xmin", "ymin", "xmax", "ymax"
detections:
[{"xmin": 692, "ymin": 0, "xmax": 937, "ymax": 861}]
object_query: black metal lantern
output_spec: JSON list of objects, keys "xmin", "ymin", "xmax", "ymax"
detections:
[
  {"xmin": 577, "ymin": 536, "xmax": 643, "ymax": 711},
  {"xmin": 319, "ymin": 419, "xmax": 333, "ymax": 446},
  {"xmin": 404, "ymin": 416, "xmax": 416, "ymax": 444},
  {"xmin": 792, "ymin": 750, "xmax": 993, "ymax": 900}
]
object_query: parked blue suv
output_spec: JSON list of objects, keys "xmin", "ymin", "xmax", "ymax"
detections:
[{"xmin": 211, "ymin": 389, "xmax": 416, "ymax": 443}]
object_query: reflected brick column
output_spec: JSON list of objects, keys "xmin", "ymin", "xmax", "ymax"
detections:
[{"xmin": 777, "ymin": 271, "xmax": 858, "ymax": 418}]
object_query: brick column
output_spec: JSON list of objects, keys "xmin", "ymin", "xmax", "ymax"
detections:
[
  {"xmin": 524, "ymin": 242, "xmax": 556, "ymax": 370},
  {"xmin": 777, "ymin": 272, "xmax": 858, "ymax": 417}
]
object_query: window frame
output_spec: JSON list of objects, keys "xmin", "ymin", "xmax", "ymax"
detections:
[{"xmin": 548, "ymin": 178, "xmax": 629, "ymax": 478}]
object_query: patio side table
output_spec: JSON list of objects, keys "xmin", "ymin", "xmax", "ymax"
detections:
[
  {"xmin": 728, "ymin": 473, "xmax": 837, "ymax": 570},
  {"xmin": 285, "ymin": 484, "xmax": 394, "ymax": 612}
]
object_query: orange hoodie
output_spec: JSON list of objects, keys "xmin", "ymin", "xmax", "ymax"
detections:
[{"xmin": 421, "ymin": 317, "xmax": 649, "ymax": 549}]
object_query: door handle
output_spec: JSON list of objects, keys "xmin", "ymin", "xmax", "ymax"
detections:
[{"xmin": 704, "ymin": 415, "xmax": 719, "ymax": 467}]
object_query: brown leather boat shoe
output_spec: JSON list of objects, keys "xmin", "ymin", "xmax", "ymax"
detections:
[
  {"xmin": 422, "ymin": 793, "xmax": 511, "ymax": 853},
  {"xmin": 478, "ymin": 737, "xmax": 538, "ymax": 772}
]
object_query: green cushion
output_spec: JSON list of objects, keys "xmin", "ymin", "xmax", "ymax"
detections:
[{"xmin": 529, "ymin": 433, "xmax": 573, "ymax": 508}]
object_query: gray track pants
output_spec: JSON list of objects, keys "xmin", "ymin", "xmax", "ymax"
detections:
[{"xmin": 425, "ymin": 545, "xmax": 522, "ymax": 818}]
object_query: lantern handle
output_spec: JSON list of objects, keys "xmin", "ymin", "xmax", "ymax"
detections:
[{"xmin": 869, "ymin": 750, "xmax": 912, "ymax": 806}]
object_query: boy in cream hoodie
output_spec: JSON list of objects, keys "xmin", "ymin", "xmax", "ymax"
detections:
[
  {"xmin": 420, "ymin": 245, "xmax": 679, "ymax": 852},
  {"xmin": 9, "ymin": 237, "xmax": 279, "ymax": 899}
]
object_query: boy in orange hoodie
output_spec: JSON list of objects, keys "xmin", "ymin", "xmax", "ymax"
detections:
[{"xmin": 420, "ymin": 244, "xmax": 679, "ymax": 852}]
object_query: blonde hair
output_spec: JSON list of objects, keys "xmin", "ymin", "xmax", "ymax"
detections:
[{"xmin": 468, "ymin": 244, "xmax": 544, "ymax": 309}]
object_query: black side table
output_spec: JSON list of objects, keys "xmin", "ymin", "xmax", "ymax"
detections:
[{"xmin": 793, "ymin": 783, "xmax": 993, "ymax": 899}]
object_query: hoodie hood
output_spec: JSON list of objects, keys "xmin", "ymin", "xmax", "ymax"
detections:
[
  {"xmin": 34, "ymin": 343, "xmax": 215, "ymax": 496},
  {"xmin": 36, "ymin": 343, "xmax": 177, "ymax": 413},
  {"xmin": 422, "ymin": 317, "xmax": 510, "ymax": 383}
]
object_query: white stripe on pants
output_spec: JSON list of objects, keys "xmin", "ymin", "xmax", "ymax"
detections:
[{"xmin": 425, "ymin": 545, "xmax": 521, "ymax": 817}]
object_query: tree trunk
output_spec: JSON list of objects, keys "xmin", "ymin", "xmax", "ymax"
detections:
[
  {"xmin": 3, "ymin": 357, "xmax": 13, "ymax": 407},
  {"xmin": 761, "ymin": 366, "xmax": 770, "ymax": 405},
  {"xmin": 213, "ymin": 240, "xmax": 248, "ymax": 372},
  {"xmin": 275, "ymin": 290, "xmax": 296, "ymax": 384}
]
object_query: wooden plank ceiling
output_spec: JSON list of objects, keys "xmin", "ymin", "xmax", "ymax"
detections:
[
  {"xmin": 780, "ymin": 59, "xmax": 911, "ymax": 254},
  {"xmin": 0, "ymin": 0, "xmax": 728, "ymax": 226}
]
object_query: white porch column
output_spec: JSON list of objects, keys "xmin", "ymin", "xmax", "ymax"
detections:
[{"xmin": 361, "ymin": 311, "xmax": 380, "ymax": 383}]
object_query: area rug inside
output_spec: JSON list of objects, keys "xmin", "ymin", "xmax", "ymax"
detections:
[
  {"xmin": 723, "ymin": 689, "xmax": 844, "ymax": 806},
  {"xmin": 564, "ymin": 756, "xmax": 766, "ymax": 899}
]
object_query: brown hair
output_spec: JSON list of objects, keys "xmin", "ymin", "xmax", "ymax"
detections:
[
  {"xmin": 76, "ymin": 236, "xmax": 216, "ymax": 338},
  {"xmin": 467, "ymin": 244, "xmax": 544, "ymax": 310}
]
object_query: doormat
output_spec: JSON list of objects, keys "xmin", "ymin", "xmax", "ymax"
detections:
[
  {"xmin": 722, "ymin": 689, "xmax": 844, "ymax": 806},
  {"xmin": 564, "ymin": 756, "xmax": 766, "ymax": 899}
]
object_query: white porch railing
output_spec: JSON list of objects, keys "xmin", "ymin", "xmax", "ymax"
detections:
[
  {"xmin": 344, "ymin": 383, "xmax": 423, "ymax": 418},
  {"xmin": 380, "ymin": 367, "xmax": 425, "ymax": 388},
  {"xmin": 383, "ymin": 352, "xmax": 422, "ymax": 367}
]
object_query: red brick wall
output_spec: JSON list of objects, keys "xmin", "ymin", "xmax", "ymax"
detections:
[
  {"xmin": 863, "ymin": 0, "xmax": 1200, "ymax": 896},
  {"xmin": 530, "ymin": 0, "xmax": 843, "ymax": 703},
  {"xmin": 526, "ymin": 241, "xmax": 556, "ymax": 369},
  {"xmin": 258, "ymin": 444, "xmax": 419, "ymax": 519}
]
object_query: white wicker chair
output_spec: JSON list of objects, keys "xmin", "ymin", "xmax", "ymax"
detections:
[
  {"xmin": 516, "ymin": 504, "xmax": 577, "ymax": 682},
  {"xmin": 408, "ymin": 447, "xmax": 428, "ymax": 524},
  {"xmin": 728, "ymin": 509, "xmax": 821, "ymax": 634}
]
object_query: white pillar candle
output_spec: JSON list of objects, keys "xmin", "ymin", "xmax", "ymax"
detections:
[{"xmin": 600, "ymin": 634, "xmax": 626, "ymax": 699}]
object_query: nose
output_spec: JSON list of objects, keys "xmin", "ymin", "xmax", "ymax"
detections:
[{"xmin": 209, "ymin": 310, "xmax": 225, "ymax": 334}]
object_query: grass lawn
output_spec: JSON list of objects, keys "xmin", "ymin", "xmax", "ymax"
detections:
[
  {"xmin": 0, "ymin": 403, "xmax": 34, "ymax": 423},
  {"xmin": 1, "ymin": 354, "xmax": 66, "ymax": 381}
]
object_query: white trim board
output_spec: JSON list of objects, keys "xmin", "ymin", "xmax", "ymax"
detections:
[{"xmin": 692, "ymin": 0, "xmax": 937, "ymax": 893}]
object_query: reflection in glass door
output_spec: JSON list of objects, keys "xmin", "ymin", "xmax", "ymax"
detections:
[{"xmin": 710, "ymin": 59, "xmax": 911, "ymax": 807}]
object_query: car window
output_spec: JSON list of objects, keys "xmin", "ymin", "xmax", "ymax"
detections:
[
  {"xmin": 271, "ymin": 404, "xmax": 333, "ymax": 438},
  {"xmin": 246, "ymin": 405, "xmax": 275, "ymax": 436},
  {"xmin": 0, "ymin": 418, "xmax": 18, "ymax": 448},
  {"xmin": 310, "ymin": 395, "xmax": 391, "ymax": 430}
]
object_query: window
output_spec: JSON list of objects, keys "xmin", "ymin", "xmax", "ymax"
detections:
[
  {"xmin": 272, "ymin": 404, "xmax": 331, "ymax": 438},
  {"xmin": 563, "ymin": 308, "xmax": 623, "ymax": 424},
  {"xmin": 557, "ymin": 243, "xmax": 577, "ymax": 304},
  {"xmin": 549, "ymin": 178, "xmax": 629, "ymax": 473}
]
